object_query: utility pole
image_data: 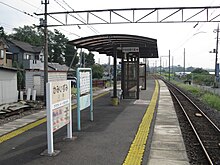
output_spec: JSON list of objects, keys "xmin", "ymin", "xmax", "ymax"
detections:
[
  {"xmin": 160, "ymin": 56, "xmax": 161, "ymax": 75},
  {"xmin": 172, "ymin": 56, "xmax": 174, "ymax": 77},
  {"xmin": 183, "ymin": 48, "xmax": 185, "ymax": 74},
  {"xmin": 42, "ymin": 0, "xmax": 49, "ymax": 103},
  {"xmin": 169, "ymin": 50, "xmax": 170, "ymax": 81},
  {"xmin": 215, "ymin": 24, "xmax": 219, "ymax": 87}
]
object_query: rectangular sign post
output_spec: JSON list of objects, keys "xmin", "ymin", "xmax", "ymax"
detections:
[
  {"xmin": 76, "ymin": 68, "xmax": 93, "ymax": 131},
  {"xmin": 46, "ymin": 80, "xmax": 72, "ymax": 156}
]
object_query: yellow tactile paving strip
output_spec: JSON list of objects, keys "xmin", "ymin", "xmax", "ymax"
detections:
[
  {"xmin": 123, "ymin": 80, "xmax": 159, "ymax": 165},
  {"xmin": 0, "ymin": 91, "xmax": 109, "ymax": 144}
]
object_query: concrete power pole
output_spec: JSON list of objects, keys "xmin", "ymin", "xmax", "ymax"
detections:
[
  {"xmin": 215, "ymin": 24, "xmax": 219, "ymax": 87},
  {"xmin": 42, "ymin": 0, "xmax": 49, "ymax": 103},
  {"xmin": 183, "ymin": 48, "xmax": 185, "ymax": 74}
]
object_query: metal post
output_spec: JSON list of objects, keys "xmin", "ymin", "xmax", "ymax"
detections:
[
  {"xmin": 43, "ymin": 0, "xmax": 49, "ymax": 104},
  {"xmin": 160, "ymin": 56, "xmax": 161, "ymax": 75},
  {"xmin": 137, "ymin": 54, "xmax": 140, "ymax": 99},
  {"xmin": 184, "ymin": 48, "xmax": 186, "ymax": 74},
  {"xmin": 215, "ymin": 24, "xmax": 219, "ymax": 87},
  {"xmin": 169, "ymin": 50, "xmax": 170, "ymax": 81},
  {"xmin": 113, "ymin": 47, "xmax": 117, "ymax": 98}
]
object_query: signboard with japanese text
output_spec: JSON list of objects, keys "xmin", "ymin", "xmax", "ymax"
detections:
[
  {"xmin": 46, "ymin": 80, "xmax": 72, "ymax": 155},
  {"xmin": 122, "ymin": 47, "xmax": 139, "ymax": 53},
  {"xmin": 77, "ymin": 68, "xmax": 93, "ymax": 131},
  {"xmin": 79, "ymin": 71, "xmax": 90, "ymax": 95},
  {"xmin": 50, "ymin": 81, "xmax": 71, "ymax": 132}
]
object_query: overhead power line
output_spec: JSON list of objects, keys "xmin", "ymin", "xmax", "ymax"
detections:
[
  {"xmin": 56, "ymin": 0, "xmax": 99, "ymax": 34},
  {"xmin": 0, "ymin": 1, "xmax": 38, "ymax": 19},
  {"xmin": 17, "ymin": 0, "xmax": 80, "ymax": 37}
]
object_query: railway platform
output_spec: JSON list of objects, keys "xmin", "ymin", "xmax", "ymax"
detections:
[{"xmin": 0, "ymin": 78, "xmax": 189, "ymax": 165}]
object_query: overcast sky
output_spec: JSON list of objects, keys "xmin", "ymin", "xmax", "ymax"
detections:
[{"xmin": 0, "ymin": 0, "xmax": 220, "ymax": 69}]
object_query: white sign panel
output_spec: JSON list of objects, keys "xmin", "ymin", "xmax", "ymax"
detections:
[
  {"xmin": 46, "ymin": 80, "xmax": 72, "ymax": 155},
  {"xmin": 80, "ymin": 94, "xmax": 91, "ymax": 110},
  {"xmin": 48, "ymin": 80, "xmax": 71, "ymax": 132},
  {"xmin": 80, "ymin": 72, "xmax": 90, "ymax": 95},
  {"xmin": 76, "ymin": 68, "xmax": 93, "ymax": 131},
  {"xmin": 122, "ymin": 47, "xmax": 139, "ymax": 53}
]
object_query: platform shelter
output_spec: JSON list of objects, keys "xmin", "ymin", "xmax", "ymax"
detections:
[{"xmin": 68, "ymin": 34, "xmax": 158, "ymax": 103}]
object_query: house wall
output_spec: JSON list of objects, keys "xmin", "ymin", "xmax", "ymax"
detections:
[
  {"xmin": 7, "ymin": 43, "xmax": 23, "ymax": 62},
  {"xmin": 0, "ymin": 69, "xmax": 17, "ymax": 105},
  {"xmin": 25, "ymin": 70, "xmax": 67, "ymax": 96},
  {"xmin": 0, "ymin": 41, "xmax": 7, "ymax": 66}
]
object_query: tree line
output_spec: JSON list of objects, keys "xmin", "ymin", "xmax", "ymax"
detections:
[{"xmin": 0, "ymin": 25, "xmax": 104, "ymax": 79}]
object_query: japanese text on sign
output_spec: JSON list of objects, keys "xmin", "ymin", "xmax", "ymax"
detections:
[{"xmin": 80, "ymin": 72, "xmax": 90, "ymax": 95}]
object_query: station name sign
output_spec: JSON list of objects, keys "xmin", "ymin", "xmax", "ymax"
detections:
[{"xmin": 122, "ymin": 47, "xmax": 139, "ymax": 53}]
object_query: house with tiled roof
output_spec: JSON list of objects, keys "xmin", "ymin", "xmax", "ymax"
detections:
[
  {"xmin": 7, "ymin": 39, "xmax": 44, "ymax": 70},
  {"xmin": 0, "ymin": 38, "xmax": 18, "ymax": 105},
  {"xmin": 6, "ymin": 39, "xmax": 73, "ymax": 97}
]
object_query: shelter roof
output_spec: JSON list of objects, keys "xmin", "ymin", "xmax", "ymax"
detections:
[{"xmin": 68, "ymin": 34, "xmax": 158, "ymax": 58}]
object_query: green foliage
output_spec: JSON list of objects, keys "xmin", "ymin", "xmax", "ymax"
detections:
[
  {"xmin": 191, "ymin": 68, "xmax": 209, "ymax": 74},
  {"xmin": 202, "ymin": 93, "xmax": 220, "ymax": 111},
  {"xmin": 13, "ymin": 61, "xmax": 25, "ymax": 90},
  {"xmin": 49, "ymin": 29, "xmax": 68, "ymax": 64},
  {"xmin": 9, "ymin": 25, "xmax": 78, "ymax": 66},
  {"xmin": 173, "ymin": 81, "xmax": 220, "ymax": 111},
  {"xmin": 178, "ymin": 83, "xmax": 202, "ymax": 96},
  {"xmin": 65, "ymin": 44, "xmax": 79, "ymax": 68},
  {"xmin": 81, "ymin": 52, "xmax": 95, "ymax": 67},
  {"xmin": 191, "ymin": 73, "xmax": 214, "ymax": 86},
  {"xmin": 92, "ymin": 64, "xmax": 104, "ymax": 79},
  {"xmin": 10, "ymin": 26, "xmax": 44, "ymax": 46},
  {"xmin": 0, "ymin": 26, "xmax": 7, "ymax": 38}
]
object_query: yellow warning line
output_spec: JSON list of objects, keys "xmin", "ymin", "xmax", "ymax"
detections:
[
  {"xmin": 0, "ymin": 91, "xmax": 109, "ymax": 144},
  {"xmin": 123, "ymin": 80, "xmax": 159, "ymax": 165},
  {"xmin": 0, "ymin": 118, "xmax": 46, "ymax": 144}
]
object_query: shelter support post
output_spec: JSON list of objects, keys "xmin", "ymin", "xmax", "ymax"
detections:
[
  {"xmin": 112, "ymin": 46, "xmax": 118, "ymax": 105},
  {"xmin": 137, "ymin": 55, "xmax": 140, "ymax": 99}
]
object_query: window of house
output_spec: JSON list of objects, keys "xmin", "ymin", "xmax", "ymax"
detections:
[
  {"xmin": 23, "ymin": 54, "xmax": 30, "ymax": 60},
  {"xmin": 35, "ymin": 55, "xmax": 39, "ymax": 60},
  {"xmin": 0, "ymin": 49, "xmax": 4, "ymax": 59}
]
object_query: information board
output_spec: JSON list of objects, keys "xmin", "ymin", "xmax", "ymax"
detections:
[
  {"xmin": 46, "ymin": 80, "xmax": 72, "ymax": 155},
  {"xmin": 77, "ymin": 68, "xmax": 93, "ymax": 131},
  {"xmin": 79, "ymin": 71, "xmax": 90, "ymax": 95}
]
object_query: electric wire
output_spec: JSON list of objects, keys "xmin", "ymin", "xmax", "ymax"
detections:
[
  {"xmin": 60, "ymin": 0, "xmax": 99, "ymax": 34},
  {"xmin": 0, "ymin": 1, "xmax": 38, "ymax": 19},
  {"xmin": 17, "ymin": 0, "xmax": 80, "ymax": 37},
  {"xmin": 173, "ymin": 0, "xmax": 219, "ymax": 53}
]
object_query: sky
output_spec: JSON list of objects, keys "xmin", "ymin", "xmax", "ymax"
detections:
[{"xmin": 0, "ymin": 0, "xmax": 220, "ymax": 69}]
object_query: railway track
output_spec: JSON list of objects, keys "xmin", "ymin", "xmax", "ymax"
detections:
[{"xmin": 164, "ymin": 81, "xmax": 220, "ymax": 165}]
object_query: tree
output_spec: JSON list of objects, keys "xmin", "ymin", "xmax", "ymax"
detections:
[
  {"xmin": 92, "ymin": 64, "xmax": 104, "ymax": 79},
  {"xmin": 48, "ymin": 29, "xmax": 68, "ymax": 64},
  {"xmin": 10, "ymin": 25, "xmax": 44, "ymax": 46},
  {"xmin": 13, "ymin": 61, "xmax": 25, "ymax": 90},
  {"xmin": 0, "ymin": 26, "xmax": 7, "ymax": 38},
  {"xmin": 65, "ymin": 44, "xmax": 79, "ymax": 68},
  {"xmin": 191, "ymin": 68, "xmax": 209, "ymax": 74},
  {"xmin": 9, "ymin": 25, "xmax": 78, "ymax": 65},
  {"xmin": 81, "ymin": 51, "xmax": 95, "ymax": 67}
]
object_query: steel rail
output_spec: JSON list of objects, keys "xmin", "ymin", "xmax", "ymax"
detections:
[
  {"xmin": 168, "ymin": 81, "xmax": 220, "ymax": 133},
  {"xmin": 168, "ymin": 85, "xmax": 214, "ymax": 165}
]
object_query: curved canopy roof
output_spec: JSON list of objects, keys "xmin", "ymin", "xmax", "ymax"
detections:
[{"xmin": 68, "ymin": 34, "xmax": 158, "ymax": 58}]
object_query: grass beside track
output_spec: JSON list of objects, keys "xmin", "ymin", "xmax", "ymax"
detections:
[{"xmin": 172, "ymin": 81, "xmax": 220, "ymax": 112}]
